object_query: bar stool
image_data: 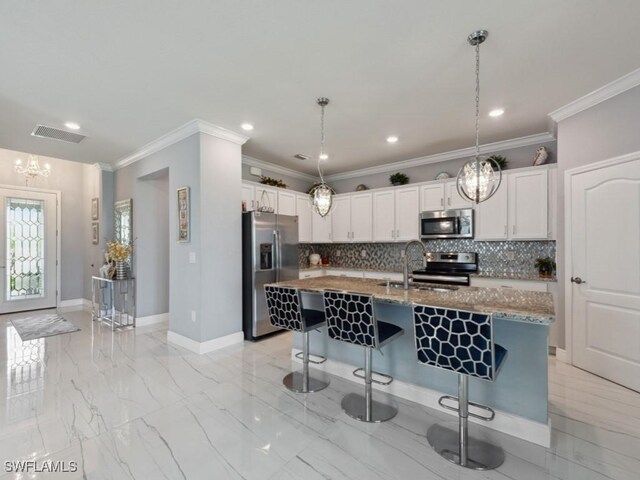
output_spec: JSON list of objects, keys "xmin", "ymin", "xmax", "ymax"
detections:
[
  {"xmin": 323, "ymin": 290, "xmax": 404, "ymax": 422},
  {"xmin": 265, "ymin": 285, "xmax": 329, "ymax": 393},
  {"xmin": 412, "ymin": 304, "xmax": 507, "ymax": 470}
]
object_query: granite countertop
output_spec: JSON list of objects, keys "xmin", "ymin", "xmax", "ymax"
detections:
[{"xmin": 270, "ymin": 276, "xmax": 555, "ymax": 325}]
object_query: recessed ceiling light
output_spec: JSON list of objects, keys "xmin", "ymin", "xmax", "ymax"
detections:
[
  {"xmin": 386, "ymin": 136, "xmax": 399, "ymax": 143},
  {"xmin": 488, "ymin": 109, "xmax": 504, "ymax": 117},
  {"xmin": 241, "ymin": 123, "xmax": 254, "ymax": 131},
  {"xmin": 64, "ymin": 122, "xmax": 81, "ymax": 130}
]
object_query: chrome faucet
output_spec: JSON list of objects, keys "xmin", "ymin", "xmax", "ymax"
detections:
[{"xmin": 402, "ymin": 239, "xmax": 427, "ymax": 289}]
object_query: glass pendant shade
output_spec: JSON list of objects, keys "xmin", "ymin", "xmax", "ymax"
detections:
[
  {"xmin": 15, "ymin": 154, "xmax": 51, "ymax": 180},
  {"xmin": 456, "ymin": 156, "xmax": 502, "ymax": 203},
  {"xmin": 312, "ymin": 183, "xmax": 333, "ymax": 217}
]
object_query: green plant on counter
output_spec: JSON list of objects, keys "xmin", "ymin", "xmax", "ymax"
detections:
[
  {"xmin": 487, "ymin": 154, "xmax": 508, "ymax": 171},
  {"xmin": 259, "ymin": 176, "xmax": 287, "ymax": 188},
  {"xmin": 390, "ymin": 172, "xmax": 409, "ymax": 185},
  {"xmin": 534, "ymin": 257, "xmax": 556, "ymax": 277}
]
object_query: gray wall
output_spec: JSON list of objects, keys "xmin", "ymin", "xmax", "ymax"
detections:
[
  {"xmin": 0, "ymin": 148, "xmax": 89, "ymax": 301},
  {"xmin": 135, "ymin": 169, "xmax": 170, "ymax": 317},
  {"xmin": 115, "ymin": 134, "xmax": 201, "ymax": 330},
  {"xmin": 241, "ymin": 162, "xmax": 314, "ymax": 193},
  {"xmin": 556, "ymin": 84, "xmax": 640, "ymax": 349},
  {"xmin": 327, "ymin": 141, "xmax": 556, "ymax": 193},
  {"xmin": 114, "ymin": 132, "xmax": 244, "ymax": 343}
]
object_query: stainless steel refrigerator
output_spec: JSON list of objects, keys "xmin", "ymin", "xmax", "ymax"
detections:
[{"xmin": 242, "ymin": 211, "xmax": 299, "ymax": 340}]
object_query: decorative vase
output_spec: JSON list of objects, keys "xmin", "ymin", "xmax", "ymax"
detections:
[
  {"xmin": 115, "ymin": 261, "xmax": 128, "ymax": 279},
  {"xmin": 538, "ymin": 265, "xmax": 552, "ymax": 278}
]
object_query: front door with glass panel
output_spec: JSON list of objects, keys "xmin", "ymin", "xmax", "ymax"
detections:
[{"xmin": 0, "ymin": 189, "xmax": 57, "ymax": 313}]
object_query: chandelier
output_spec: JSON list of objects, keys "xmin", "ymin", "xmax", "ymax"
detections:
[
  {"xmin": 15, "ymin": 154, "xmax": 51, "ymax": 181},
  {"xmin": 456, "ymin": 30, "xmax": 502, "ymax": 204},
  {"xmin": 309, "ymin": 97, "xmax": 334, "ymax": 217}
]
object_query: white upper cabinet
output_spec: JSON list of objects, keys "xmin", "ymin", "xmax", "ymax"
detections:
[
  {"xmin": 508, "ymin": 169, "xmax": 549, "ymax": 240},
  {"xmin": 474, "ymin": 181, "xmax": 508, "ymax": 240},
  {"xmin": 255, "ymin": 186, "xmax": 277, "ymax": 212},
  {"xmin": 312, "ymin": 210, "xmax": 332, "ymax": 243},
  {"xmin": 395, "ymin": 186, "xmax": 419, "ymax": 241},
  {"xmin": 331, "ymin": 195, "xmax": 351, "ymax": 242},
  {"xmin": 475, "ymin": 166, "xmax": 552, "ymax": 241},
  {"xmin": 548, "ymin": 166, "xmax": 557, "ymax": 240},
  {"xmin": 373, "ymin": 190, "xmax": 396, "ymax": 242},
  {"xmin": 420, "ymin": 184, "xmax": 445, "ymax": 211},
  {"xmin": 419, "ymin": 181, "xmax": 471, "ymax": 211},
  {"xmin": 277, "ymin": 190, "xmax": 296, "ymax": 216},
  {"xmin": 351, "ymin": 192, "xmax": 373, "ymax": 242},
  {"xmin": 296, "ymin": 194, "xmax": 312, "ymax": 243},
  {"xmin": 445, "ymin": 180, "xmax": 473, "ymax": 209},
  {"xmin": 242, "ymin": 183, "xmax": 255, "ymax": 211}
]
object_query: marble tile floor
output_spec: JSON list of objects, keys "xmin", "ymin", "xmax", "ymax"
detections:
[{"xmin": 0, "ymin": 309, "xmax": 639, "ymax": 479}]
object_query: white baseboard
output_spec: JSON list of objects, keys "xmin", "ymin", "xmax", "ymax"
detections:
[
  {"xmin": 59, "ymin": 298, "xmax": 91, "ymax": 311},
  {"xmin": 292, "ymin": 348, "xmax": 550, "ymax": 447},
  {"xmin": 555, "ymin": 348, "xmax": 568, "ymax": 363},
  {"xmin": 137, "ymin": 312, "xmax": 169, "ymax": 327},
  {"xmin": 167, "ymin": 330, "xmax": 244, "ymax": 354}
]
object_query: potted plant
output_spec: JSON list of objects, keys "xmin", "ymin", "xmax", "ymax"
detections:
[
  {"xmin": 259, "ymin": 176, "xmax": 287, "ymax": 188},
  {"xmin": 534, "ymin": 257, "xmax": 556, "ymax": 278},
  {"xmin": 390, "ymin": 172, "xmax": 409, "ymax": 186},
  {"xmin": 487, "ymin": 154, "xmax": 508, "ymax": 171}
]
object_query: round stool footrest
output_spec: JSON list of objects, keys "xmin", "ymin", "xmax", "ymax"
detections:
[
  {"xmin": 427, "ymin": 423, "xmax": 505, "ymax": 470},
  {"xmin": 438, "ymin": 395, "xmax": 496, "ymax": 421}
]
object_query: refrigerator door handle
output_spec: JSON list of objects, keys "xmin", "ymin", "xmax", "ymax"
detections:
[{"xmin": 273, "ymin": 229, "xmax": 281, "ymax": 282}]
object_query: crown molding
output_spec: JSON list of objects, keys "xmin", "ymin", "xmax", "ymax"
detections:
[
  {"xmin": 242, "ymin": 155, "xmax": 318, "ymax": 182},
  {"xmin": 115, "ymin": 119, "xmax": 249, "ymax": 170},
  {"xmin": 549, "ymin": 67, "xmax": 640, "ymax": 122},
  {"xmin": 324, "ymin": 132, "xmax": 555, "ymax": 182},
  {"xmin": 93, "ymin": 162, "xmax": 114, "ymax": 172}
]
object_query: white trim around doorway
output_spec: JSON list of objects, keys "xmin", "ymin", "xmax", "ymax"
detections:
[{"xmin": 563, "ymin": 149, "xmax": 640, "ymax": 364}]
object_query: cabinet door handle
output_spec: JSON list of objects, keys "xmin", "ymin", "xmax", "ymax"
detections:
[
  {"xmin": 504, "ymin": 225, "xmax": 507, "ymax": 235},
  {"xmin": 440, "ymin": 198, "xmax": 444, "ymax": 207},
  {"xmin": 448, "ymin": 197, "xmax": 451, "ymax": 206},
  {"xmin": 391, "ymin": 229, "xmax": 395, "ymax": 239},
  {"xmin": 512, "ymin": 225, "xmax": 516, "ymax": 235},
  {"xmin": 396, "ymin": 229, "xmax": 400, "ymax": 238}
]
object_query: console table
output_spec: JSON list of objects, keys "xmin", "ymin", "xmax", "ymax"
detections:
[{"xmin": 91, "ymin": 276, "xmax": 136, "ymax": 330}]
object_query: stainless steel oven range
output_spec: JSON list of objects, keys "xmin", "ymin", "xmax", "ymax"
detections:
[{"xmin": 412, "ymin": 252, "xmax": 478, "ymax": 286}]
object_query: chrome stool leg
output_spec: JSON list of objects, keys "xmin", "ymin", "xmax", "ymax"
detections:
[
  {"xmin": 283, "ymin": 331, "xmax": 329, "ymax": 393},
  {"xmin": 427, "ymin": 375, "xmax": 505, "ymax": 470},
  {"xmin": 341, "ymin": 347, "xmax": 397, "ymax": 423}
]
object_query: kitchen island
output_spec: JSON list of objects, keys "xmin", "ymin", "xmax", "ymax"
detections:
[{"xmin": 269, "ymin": 276, "xmax": 555, "ymax": 446}]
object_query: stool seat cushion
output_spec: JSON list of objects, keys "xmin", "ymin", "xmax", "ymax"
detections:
[
  {"xmin": 302, "ymin": 309, "xmax": 326, "ymax": 330},
  {"xmin": 378, "ymin": 321, "xmax": 404, "ymax": 345}
]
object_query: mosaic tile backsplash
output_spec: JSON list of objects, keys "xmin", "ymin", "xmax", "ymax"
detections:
[{"xmin": 299, "ymin": 240, "xmax": 556, "ymax": 276}]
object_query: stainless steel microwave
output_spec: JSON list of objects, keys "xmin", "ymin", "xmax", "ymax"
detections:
[{"xmin": 420, "ymin": 208, "xmax": 474, "ymax": 239}]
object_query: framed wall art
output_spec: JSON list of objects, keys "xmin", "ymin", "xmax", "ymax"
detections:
[
  {"xmin": 92, "ymin": 222, "xmax": 99, "ymax": 245},
  {"xmin": 91, "ymin": 197, "xmax": 99, "ymax": 220},
  {"xmin": 177, "ymin": 186, "xmax": 190, "ymax": 243}
]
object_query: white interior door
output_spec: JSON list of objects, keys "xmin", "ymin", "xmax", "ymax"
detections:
[
  {"xmin": 0, "ymin": 188, "xmax": 57, "ymax": 313},
  {"xmin": 570, "ymin": 156, "xmax": 640, "ymax": 391}
]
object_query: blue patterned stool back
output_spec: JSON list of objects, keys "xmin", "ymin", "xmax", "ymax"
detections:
[
  {"xmin": 323, "ymin": 291, "xmax": 377, "ymax": 348},
  {"xmin": 413, "ymin": 305, "xmax": 503, "ymax": 381},
  {"xmin": 265, "ymin": 286, "xmax": 304, "ymax": 332}
]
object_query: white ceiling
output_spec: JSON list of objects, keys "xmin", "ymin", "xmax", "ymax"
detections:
[{"xmin": 1, "ymin": 1, "xmax": 639, "ymax": 175}]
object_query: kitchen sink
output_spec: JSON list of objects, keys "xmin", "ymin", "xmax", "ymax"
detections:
[{"xmin": 377, "ymin": 281, "xmax": 458, "ymax": 292}]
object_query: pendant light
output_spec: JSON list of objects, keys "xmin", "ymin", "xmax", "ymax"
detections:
[
  {"xmin": 310, "ymin": 97, "xmax": 334, "ymax": 217},
  {"xmin": 456, "ymin": 30, "xmax": 502, "ymax": 204}
]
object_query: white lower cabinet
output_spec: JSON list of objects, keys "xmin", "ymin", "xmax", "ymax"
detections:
[{"xmin": 296, "ymin": 194, "xmax": 312, "ymax": 243}]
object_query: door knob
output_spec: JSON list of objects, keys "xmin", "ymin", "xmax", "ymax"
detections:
[{"xmin": 570, "ymin": 277, "xmax": 586, "ymax": 284}]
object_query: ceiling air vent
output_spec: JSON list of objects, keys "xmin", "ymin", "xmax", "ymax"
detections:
[
  {"xmin": 294, "ymin": 154, "xmax": 310, "ymax": 160},
  {"xmin": 31, "ymin": 124, "xmax": 86, "ymax": 144}
]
